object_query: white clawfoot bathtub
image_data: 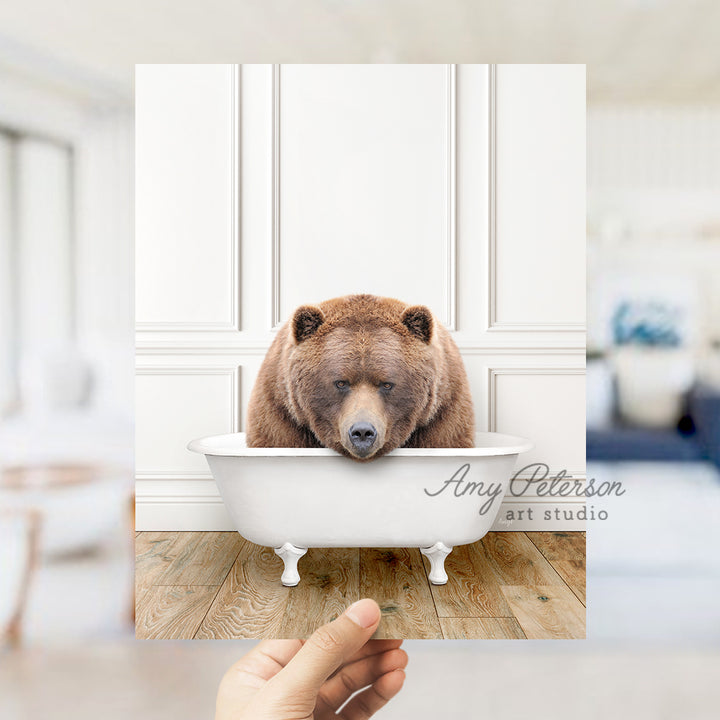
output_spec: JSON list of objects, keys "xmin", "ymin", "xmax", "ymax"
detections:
[{"xmin": 188, "ymin": 432, "xmax": 532, "ymax": 586}]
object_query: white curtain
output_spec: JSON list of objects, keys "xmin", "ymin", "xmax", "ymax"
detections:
[
  {"xmin": 0, "ymin": 132, "xmax": 15, "ymax": 415},
  {"xmin": 0, "ymin": 131, "xmax": 74, "ymax": 416}
]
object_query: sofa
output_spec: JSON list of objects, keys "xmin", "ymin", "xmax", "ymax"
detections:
[{"xmin": 587, "ymin": 383, "xmax": 720, "ymax": 468}]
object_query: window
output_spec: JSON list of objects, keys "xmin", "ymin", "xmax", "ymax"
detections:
[{"xmin": 0, "ymin": 129, "xmax": 74, "ymax": 416}]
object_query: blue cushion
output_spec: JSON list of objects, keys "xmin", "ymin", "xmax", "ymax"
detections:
[
  {"xmin": 587, "ymin": 427, "xmax": 704, "ymax": 462},
  {"xmin": 688, "ymin": 383, "xmax": 720, "ymax": 466}
]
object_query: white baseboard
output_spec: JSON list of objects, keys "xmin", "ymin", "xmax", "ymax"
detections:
[
  {"xmin": 491, "ymin": 502, "xmax": 587, "ymax": 531},
  {"xmin": 135, "ymin": 482, "xmax": 587, "ymax": 532},
  {"xmin": 135, "ymin": 499, "xmax": 236, "ymax": 531}
]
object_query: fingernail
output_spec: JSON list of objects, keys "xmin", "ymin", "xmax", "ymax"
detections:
[{"xmin": 345, "ymin": 599, "xmax": 380, "ymax": 628}]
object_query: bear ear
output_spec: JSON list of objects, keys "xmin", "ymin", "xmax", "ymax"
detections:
[
  {"xmin": 292, "ymin": 305, "xmax": 325, "ymax": 343},
  {"xmin": 401, "ymin": 305, "xmax": 433, "ymax": 344}
]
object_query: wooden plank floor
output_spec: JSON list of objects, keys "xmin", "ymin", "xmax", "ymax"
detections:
[{"xmin": 135, "ymin": 531, "xmax": 585, "ymax": 640}]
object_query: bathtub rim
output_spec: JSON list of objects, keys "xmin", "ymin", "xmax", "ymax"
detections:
[{"xmin": 187, "ymin": 431, "xmax": 533, "ymax": 457}]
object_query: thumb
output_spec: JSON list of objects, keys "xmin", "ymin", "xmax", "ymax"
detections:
[{"xmin": 268, "ymin": 599, "xmax": 381, "ymax": 699}]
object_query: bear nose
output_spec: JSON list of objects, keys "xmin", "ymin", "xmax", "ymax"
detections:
[{"xmin": 349, "ymin": 422, "xmax": 377, "ymax": 450}]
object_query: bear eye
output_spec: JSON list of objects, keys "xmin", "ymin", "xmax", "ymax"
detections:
[
  {"xmin": 381, "ymin": 382, "xmax": 394, "ymax": 391},
  {"xmin": 334, "ymin": 380, "xmax": 349, "ymax": 390}
]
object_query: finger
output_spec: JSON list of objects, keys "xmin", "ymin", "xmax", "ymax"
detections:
[
  {"xmin": 253, "ymin": 639, "xmax": 305, "ymax": 670},
  {"xmin": 330, "ymin": 639, "xmax": 403, "ymax": 675},
  {"xmin": 339, "ymin": 669, "xmax": 406, "ymax": 719},
  {"xmin": 319, "ymin": 648, "xmax": 408, "ymax": 711},
  {"xmin": 267, "ymin": 599, "xmax": 381, "ymax": 699},
  {"xmin": 215, "ymin": 640, "xmax": 305, "ymax": 720},
  {"xmin": 225, "ymin": 639, "xmax": 303, "ymax": 686}
]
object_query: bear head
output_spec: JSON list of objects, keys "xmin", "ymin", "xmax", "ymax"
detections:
[{"xmin": 286, "ymin": 295, "xmax": 438, "ymax": 461}]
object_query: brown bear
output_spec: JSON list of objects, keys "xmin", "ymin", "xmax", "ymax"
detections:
[{"xmin": 246, "ymin": 294, "xmax": 474, "ymax": 460}]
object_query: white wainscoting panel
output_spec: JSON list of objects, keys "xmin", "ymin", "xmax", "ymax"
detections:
[
  {"xmin": 134, "ymin": 490, "xmax": 235, "ymax": 532},
  {"xmin": 490, "ymin": 64, "xmax": 585, "ymax": 332},
  {"xmin": 489, "ymin": 367, "xmax": 586, "ymax": 476},
  {"xmin": 274, "ymin": 64, "xmax": 456, "ymax": 327},
  {"xmin": 135, "ymin": 64, "xmax": 239, "ymax": 330},
  {"xmin": 135, "ymin": 366, "xmax": 240, "ymax": 477}
]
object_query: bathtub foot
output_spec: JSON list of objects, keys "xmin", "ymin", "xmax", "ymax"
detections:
[
  {"xmin": 421, "ymin": 542, "xmax": 453, "ymax": 585},
  {"xmin": 274, "ymin": 543, "xmax": 307, "ymax": 586}
]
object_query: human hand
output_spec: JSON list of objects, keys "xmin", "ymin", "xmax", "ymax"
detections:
[{"xmin": 215, "ymin": 599, "xmax": 407, "ymax": 719}]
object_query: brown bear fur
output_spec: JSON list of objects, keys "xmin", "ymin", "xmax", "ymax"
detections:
[{"xmin": 246, "ymin": 294, "xmax": 474, "ymax": 460}]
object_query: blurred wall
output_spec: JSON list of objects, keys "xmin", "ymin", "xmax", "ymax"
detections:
[
  {"xmin": 588, "ymin": 104, "xmax": 720, "ymax": 364},
  {"xmin": 0, "ymin": 66, "xmax": 133, "ymax": 418},
  {"xmin": 0, "ymin": 133, "xmax": 15, "ymax": 413}
]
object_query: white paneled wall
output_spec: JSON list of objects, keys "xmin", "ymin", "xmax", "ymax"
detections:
[
  {"xmin": 135, "ymin": 64, "xmax": 238, "ymax": 330},
  {"xmin": 136, "ymin": 367, "xmax": 240, "ymax": 477},
  {"xmin": 275, "ymin": 64, "xmax": 454, "ymax": 327},
  {"xmin": 492, "ymin": 65, "xmax": 586, "ymax": 330},
  {"xmin": 136, "ymin": 64, "xmax": 586, "ymax": 531}
]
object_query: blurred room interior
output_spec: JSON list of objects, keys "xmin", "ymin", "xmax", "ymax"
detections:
[
  {"xmin": 587, "ymin": 101, "xmax": 720, "ymax": 641},
  {"xmin": 1, "ymin": 1, "xmax": 719, "ymax": 718},
  {"xmin": 0, "ymin": 25, "xmax": 134, "ymax": 647}
]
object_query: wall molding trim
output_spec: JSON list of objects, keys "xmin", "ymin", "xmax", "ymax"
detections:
[
  {"xmin": 444, "ymin": 63, "xmax": 458, "ymax": 331},
  {"xmin": 134, "ymin": 494, "xmax": 585, "ymax": 532},
  {"xmin": 135, "ymin": 472, "xmax": 213, "ymax": 480},
  {"xmin": 486, "ymin": 322, "xmax": 588, "ymax": 333},
  {"xmin": 135, "ymin": 364, "xmax": 241, "ymax": 478},
  {"xmin": 270, "ymin": 63, "xmax": 282, "ymax": 330},
  {"xmin": 487, "ymin": 365, "xmax": 585, "ymax": 430},
  {"xmin": 135, "ymin": 491, "xmax": 586, "ymax": 506},
  {"xmin": 269, "ymin": 63, "xmax": 458, "ymax": 331},
  {"xmin": 135, "ymin": 341, "xmax": 587, "ymax": 356},
  {"xmin": 487, "ymin": 365, "xmax": 585, "ymax": 478},
  {"xmin": 136, "ymin": 342, "xmax": 272, "ymax": 355},
  {"xmin": 458, "ymin": 345, "xmax": 585, "ymax": 356},
  {"xmin": 136, "ymin": 493, "xmax": 224, "ymax": 505},
  {"xmin": 486, "ymin": 64, "xmax": 585, "ymax": 334},
  {"xmin": 135, "ymin": 478, "xmax": 588, "ymax": 506},
  {"xmin": 135, "ymin": 65, "xmax": 241, "ymax": 333}
]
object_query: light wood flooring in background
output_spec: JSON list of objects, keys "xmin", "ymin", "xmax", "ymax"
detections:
[{"xmin": 135, "ymin": 531, "xmax": 585, "ymax": 640}]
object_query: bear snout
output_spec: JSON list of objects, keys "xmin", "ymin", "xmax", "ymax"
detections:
[{"xmin": 348, "ymin": 422, "xmax": 378, "ymax": 457}]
